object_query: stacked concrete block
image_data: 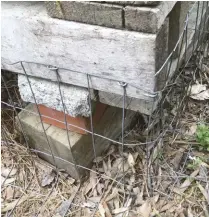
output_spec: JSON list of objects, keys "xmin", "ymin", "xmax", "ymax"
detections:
[
  {"xmin": 45, "ymin": 1, "xmax": 175, "ymax": 33},
  {"xmin": 18, "ymin": 103, "xmax": 138, "ymax": 179}
]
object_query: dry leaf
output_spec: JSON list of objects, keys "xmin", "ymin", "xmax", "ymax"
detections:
[
  {"xmin": 169, "ymin": 205, "xmax": 178, "ymax": 213},
  {"xmin": 81, "ymin": 201, "xmax": 96, "ymax": 209},
  {"xmin": 156, "ymin": 199, "xmax": 167, "ymax": 211},
  {"xmin": 133, "ymin": 185, "xmax": 144, "ymax": 205},
  {"xmin": 84, "ymin": 170, "xmax": 97, "ymax": 196},
  {"xmin": 97, "ymin": 183, "xmax": 104, "ymax": 195},
  {"xmin": 117, "ymin": 161, "xmax": 129, "ymax": 173},
  {"xmin": 112, "ymin": 158, "xmax": 122, "ymax": 170},
  {"xmin": 151, "ymin": 194, "xmax": 159, "ymax": 204},
  {"xmin": 170, "ymin": 148, "xmax": 184, "ymax": 170},
  {"xmin": 187, "ymin": 206, "xmax": 194, "ymax": 217},
  {"xmin": 1, "ymin": 167, "xmax": 17, "ymax": 178},
  {"xmin": 133, "ymin": 152, "xmax": 139, "ymax": 162},
  {"xmin": 2, "ymin": 195, "xmax": 28, "ymax": 212},
  {"xmin": 138, "ymin": 200, "xmax": 151, "ymax": 217},
  {"xmin": 107, "ymin": 156, "xmax": 112, "ymax": 171},
  {"xmin": 85, "ymin": 181, "xmax": 93, "ymax": 195},
  {"xmin": 98, "ymin": 203, "xmax": 105, "ymax": 217},
  {"xmin": 103, "ymin": 161, "xmax": 110, "ymax": 177},
  {"xmin": 112, "ymin": 207, "xmax": 128, "ymax": 214},
  {"xmin": 189, "ymin": 84, "xmax": 209, "ymax": 100},
  {"xmin": 88, "ymin": 196, "xmax": 101, "ymax": 203},
  {"xmin": 67, "ymin": 177, "xmax": 75, "ymax": 185},
  {"xmin": 150, "ymin": 208, "xmax": 160, "ymax": 217},
  {"xmin": 113, "ymin": 198, "xmax": 120, "ymax": 210},
  {"xmin": 123, "ymin": 198, "xmax": 132, "ymax": 217},
  {"xmin": 191, "ymin": 89, "xmax": 209, "ymax": 100},
  {"xmin": 173, "ymin": 169, "xmax": 199, "ymax": 194},
  {"xmin": 5, "ymin": 186, "xmax": 14, "ymax": 200},
  {"xmin": 189, "ymin": 84, "xmax": 206, "ymax": 95},
  {"xmin": 105, "ymin": 145, "xmax": 115, "ymax": 157},
  {"xmin": 53, "ymin": 215, "xmax": 62, "ymax": 217},
  {"xmin": 89, "ymin": 170, "xmax": 97, "ymax": 197},
  {"xmin": 41, "ymin": 170, "xmax": 56, "ymax": 187},
  {"xmin": 1, "ymin": 176, "xmax": 16, "ymax": 186},
  {"xmin": 197, "ymin": 182, "xmax": 209, "ymax": 204},
  {"xmin": 14, "ymin": 190, "xmax": 22, "ymax": 199},
  {"xmin": 203, "ymin": 203, "xmax": 209, "ymax": 217},
  {"xmin": 105, "ymin": 188, "xmax": 118, "ymax": 202},
  {"xmin": 128, "ymin": 153, "xmax": 135, "ymax": 167},
  {"xmin": 102, "ymin": 201, "xmax": 112, "ymax": 217},
  {"xmin": 160, "ymin": 202, "xmax": 175, "ymax": 212},
  {"xmin": 56, "ymin": 200, "xmax": 72, "ymax": 217},
  {"xmin": 186, "ymin": 123, "xmax": 197, "ymax": 136},
  {"xmin": 110, "ymin": 159, "xmax": 121, "ymax": 177}
]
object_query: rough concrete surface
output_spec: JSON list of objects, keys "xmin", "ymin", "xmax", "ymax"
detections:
[
  {"xmin": 155, "ymin": 18, "xmax": 169, "ymax": 91},
  {"xmin": 124, "ymin": 1, "xmax": 176, "ymax": 33},
  {"xmin": 18, "ymin": 75, "xmax": 90, "ymax": 117},
  {"xmin": 168, "ymin": 1, "xmax": 194, "ymax": 57},
  {"xmin": 18, "ymin": 103, "xmax": 138, "ymax": 179},
  {"xmin": 98, "ymin": 91, "xmax": 156, "ymax": 115},
  {"xmin": 45, "ymin": 1, "xmax": 174, "ymax": 33},
  {"xmin": 102, "ymin": 1, "xmax": 160, "ymax": 6},
  {"xmin": 45, "ymin": 1, "xmax": 123, "ymax": 29}
]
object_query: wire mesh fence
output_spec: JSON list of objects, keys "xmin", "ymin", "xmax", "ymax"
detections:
[{"xmin": 1, "ymin": 1, "xmax": 209, "ymax": 216}]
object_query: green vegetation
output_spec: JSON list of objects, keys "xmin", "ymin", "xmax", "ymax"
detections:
[
  {"xmin": 187, "ymin": 157, "xmax": 203, "ymax": 170},
  {"xmin": 196, "ymin": 124, "xmax": 209, "ymax": 151}
]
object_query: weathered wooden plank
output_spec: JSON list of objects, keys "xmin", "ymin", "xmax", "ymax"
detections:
[
  {"xmin": 98, "ymin": 91, "xmax": 156, "ymax": 115},
  {"xmin": 1, "ymin": 1, "xmax": 156, "ymax": 101},
  {"xmin": 2, "ymin": 60, "xmax": 155, "ymax": 101}
]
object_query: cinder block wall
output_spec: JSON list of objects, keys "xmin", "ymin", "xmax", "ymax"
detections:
[{"xmin": 45, "ymin": 1, "xmax": 174, "ymax": 33}]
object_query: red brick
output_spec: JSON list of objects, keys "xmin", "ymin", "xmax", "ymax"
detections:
[{"xmin": 36, "ymin": 102, "xmax": 108, "ymax": 135}]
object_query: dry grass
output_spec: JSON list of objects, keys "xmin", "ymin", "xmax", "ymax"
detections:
[{"xmin": 1, "ymin": 132, "xmax": 80, "ymax": 217}]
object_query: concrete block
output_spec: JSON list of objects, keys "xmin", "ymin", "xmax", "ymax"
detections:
[
  {"xmin": 102, "ymin": 1, "xmax": 160, "ymax": 6},
  {"xmin": 124, "ymin": 1, "xmax": 176, "ymax": 33},
  {"xmin": 155, "ymin": 18, "xmax": 169, "ymax": 90},
  {"xmin": 18, "ymin": 75, "xmax": 90, "ymax": 117},
  {"xmin": 98, "ymin": 91, "xmax": 156, "ymax": 115},
  {"xmin": 168, "ymin": 2, "xmax": 194, "ymax": 57},
  {"xmin": 18, "ymin": 103, "xmax": 138, "ymax": 179},
  {"xmin": 45, "ymin": 1, "xmax": 175, "ymax": 34},
  {"xmin": 45, "ymin": 1, "xmax": 123, "ymax": 29},
  {"xmin": 165, "ymin": 2, "xmax": 207, "ymax": 80}
]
